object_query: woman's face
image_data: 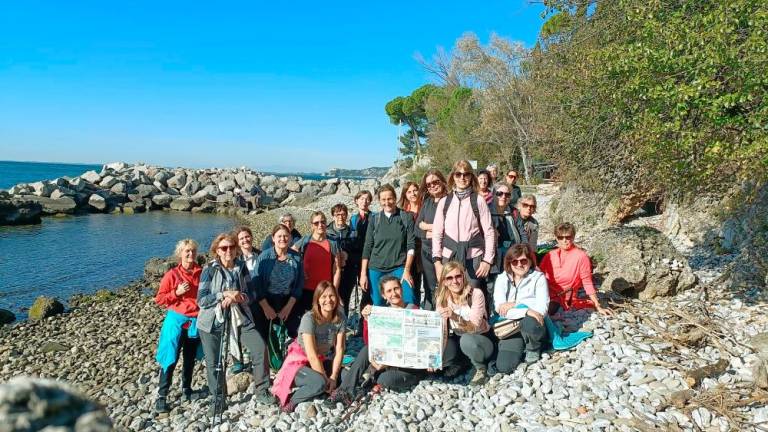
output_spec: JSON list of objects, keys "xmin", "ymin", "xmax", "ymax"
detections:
[
  {"xmin": 318, "ymin": 289, "xmax": 338, "ymax": 315},
  {"xmin": 381, "ymin": 280, "xmax": 404, "ymax": 306},
  {"xmin": 216, "ymin": 239, "xmax": 237, "ymax": 267},
  {"xmin": 237, "ymin": 231, "xmax": 253, "ymax": 253},
  {"xmin": 443, "ymin": 268, "xmax": 465, "ymax": 297},
  {"xmin": 273, "ymin": 229, "xmax": 291, "ymax": 250},
  {"xmin": 379, "ymin": 190, "xmax": 396, "ymax": 212},
  {"xmin": 426, "ymin": 175, "xmax": 444, "ymax": 198},
  {"xmin": 356, "ymin": 194, "xmax": 371, "ymax": 212},
  {"xmin": 405, "ymin": 185, "xmax": 419, "ymax": 205},
  {"xmin": 556, "ymin": 232, "xmax": 575, "ymax": 251},
  {"xmin": 495, "ymin": 185, "xmax": 511, "ymax": 207},
  {"xmin": 519, "ymin": 199, "xmax": 537, "ymax": 218},
  {"xmin": 453, "ymin": 169, "xmax": 472, "ymax": 190},
  {"xmin": 311, "ymin": 215, "xmax": 327, "ymax": 237},
  {"xmin": 280, "ymin": 217, "xmax": 295, "ymax": 232},
  {"xmin": 478, "ymin": 174, "xmax": 489, "ymax": 190},
  {"xmin": 508, "ymin": 253, "xmax": 531, "ymax": 278},
  {"xmin": 180, "ymin": 245, "xmax": 197, "ymax": 268},
  {"xmin": 333, "ymin": 209, "xmax": 348, "ymax": 226}
]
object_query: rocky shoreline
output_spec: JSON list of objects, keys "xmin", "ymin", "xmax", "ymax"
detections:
[
  {"xmin": 0, "ymin": 162, "xmax": 394, "ymax": 226},
  {"xmin": 2, "ymin": 183, "xmax": 768, "ymax": 432}
]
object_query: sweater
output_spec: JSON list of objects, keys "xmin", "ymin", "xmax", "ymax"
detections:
[
  {"xmin": 155, "ymin": 264, "xmax": 202, "ymax": 317},
  {"xmin": 431, "ymin": 193, "xmax": 495, "ymax": 262},
  {"xmin": 539, "ymin": 247, "xmax": 596, "ymax": 297},
  {"xmin": 445, "ymin": 289, "xmax": 489, "ymax": 335},
  {"xmin": 493, "ymin": 269, "xmax": 549, "ymax": 319},
  {"xmin": 362, "ymin": 209, "xmax": 416, "ymax": 272}
]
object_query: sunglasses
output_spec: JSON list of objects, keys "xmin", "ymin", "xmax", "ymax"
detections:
[
  {"xmin": 218, "ymin": 245, "xmax": 236, "ymax": 252},
  {"xmin": 312, "ymin": 220, "xmax": 327, "ymax": 226},
  {"xmin": 508, "ymin": 258, "xmax": 529, "ymax": 266},
  {"xmin": 557, "ymin": 235, "xmax": 574, "ymax": 240},
  {"xmin": 444, "ymin": 274, "xmax": 463, "ymax": 282},
  {"xmin": 521, "ymin": 203, "xmax": 536, "ymax": 209},
  {"xmin": 453, "ymin": 172, "xmax": 472, "ymax": 179},
  {"xmin": 495, "ymin": 191, "xmax": 511, "ymax": 198},
  {"xmin": 427, "ymin": 180, "xmax": 442, "ymax": 188},
  {"xmin": 506, "ymin": 174, "xmax": 517, "ymax": 179}
]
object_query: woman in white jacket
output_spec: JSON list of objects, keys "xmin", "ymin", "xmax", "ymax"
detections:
[{"xmin": 493, "ymin": 244, "xmax": 549, "ymax": 372}]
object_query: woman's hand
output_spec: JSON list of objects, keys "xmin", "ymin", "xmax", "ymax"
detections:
[
  {"xmin": 175, "ymin": 282, "xmax": 190, "ymax": 296},
  {"xmin": 498, "ymin": 302, "xmax": 515, "ymax": 317},
  {"xmin": 436, "ymin": 306, "xmax": 452, "ymax": 320},
  {"xmin": 361, "ymin": 304, "xmax": 372, "ymax": 319},
  {"xmin": 326, "ymin": 375, "xmax": 338, "ymax": 394},
  {"xmin": 261, "ymin": 304, "xmax": 278, "ymax": 321},
  {"xmin": 401, "ymin": 270, "xmax": 414, "ymax": 289},
  {"xmin": 359, "ymin": 272, "xmax": 369, "ymax": 292},
  {"xmin": 277, "ymin": 303, "xmax": 293, "ymax": 321},
  {"xmin": 221, "ymin": 297, "xmax": 234, "ymax": 309},
  {"xmin": 596, "ymin": 305, "xmax": 615, "ymax": 317},
  {"xmin": 526, "ymin": 309, "xmax": 544, "ymax": 326},
  {"xmin": 475, "ymin": 261, "xmax": 491, "ymax": 279}
]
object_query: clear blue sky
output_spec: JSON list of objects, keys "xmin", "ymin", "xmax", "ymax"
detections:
[{"xmin": 0, "ymin": 1, "xmax": 545, "ymax": 172}]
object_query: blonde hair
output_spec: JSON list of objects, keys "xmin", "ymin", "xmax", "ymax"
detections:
[
  {"xmin": 174, "ymin": 239, "xmax": 198, "ymax": 261},
  {"xmin": 447, "ymin": 160, "xmax": 479, "ymax": 192},
  {"xmin": 435, "ymin": 261, "xmax": 477, "ymax": 332}
]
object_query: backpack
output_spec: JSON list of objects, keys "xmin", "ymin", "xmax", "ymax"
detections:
[
  {"xmin": 368, "ymin": 209, "xmax": 407, "ymax": 239},
  {"xmin": 267, "ymin": 320, "xmax": 288, "ymax": 370},
  {"xmin": 442, "ymin": 192, "xmax": 484, "ymax": 237}
]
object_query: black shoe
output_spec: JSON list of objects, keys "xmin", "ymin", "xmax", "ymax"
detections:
[
  {"xmin": 327, "ymin": 388, "xmax": 354, "ymax": 406},
  {"xmin": 443, "ymin": 364, "xmax": 464, "ymax": 378},
  {"xmin": 154, "ymin": 397, "xmax": 170, "ymax": 413},
  {"xmin": 182, "ymin": 388, "xmax": 193, "ymax": 402},
  {"xmin": 253, "ymin": 388, "xmax": 276, "ymax": 406}
]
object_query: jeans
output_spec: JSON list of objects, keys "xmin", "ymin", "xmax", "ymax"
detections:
[{"xmin": 368, "ymin": 267, "xmax": 414, "ymax": 306}]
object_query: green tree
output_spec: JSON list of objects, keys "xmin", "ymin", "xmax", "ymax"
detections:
[{"xmin": 385, "ymin": 84, "xmax": 439, "ymax": 158}]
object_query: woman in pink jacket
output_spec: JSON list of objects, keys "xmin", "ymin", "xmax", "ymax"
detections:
[{"xmin": 431, "ymin": 160, "xmax": 496, "ymax": 291}]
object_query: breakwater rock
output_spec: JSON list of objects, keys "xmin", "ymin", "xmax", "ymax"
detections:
[{"xmin": 2, "ymin": 162, "xmax": 391, "ymax": 226}]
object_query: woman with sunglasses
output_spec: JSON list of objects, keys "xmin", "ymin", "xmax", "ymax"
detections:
[
  {"xmin": 489, "ymin": 184, "xmax": 528, "ymax": 282},
  {"xmin": 293, "ymin": 211, "xmax": 342, "ymax": 313},
  {"xmin": 493, "ymin": 244, "xmax": 549, "ymax": 372},
  {"xmin": 415, "ymin": 169, "xmax": 448, "ymax": 310},
  {"xmin": 436, "ymin": 261, "xmax": 494, "ymax": 385},
  {"xmin": 539, "ymin": 223, "xmax": 613, "ymax": 316},
  {"xmin": 504, "ymin": 170, "xmax": 522, "ymax": 207},
  {"xmin": 253, "ymin": 224, "xmax": 305, "ymax": 338},
  {"xmin": 477, "ymin": 170, "xmax": 494, "ymax": 205},
  {"xmin": 517, "ymin": 194, "xmax": 539, "ymax": 252},
  {"xmin": 197, "ymin": 233, "xmax": 274, "ymax": 415},
  {"xmin": 432, "ymin": 160, "xmax": 495, "ymax": 292}
]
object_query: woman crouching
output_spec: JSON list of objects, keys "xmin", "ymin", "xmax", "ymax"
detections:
[
  {"xmin": 197, "ymin": 233, "xmax": 274, "ymax": 415},
  {"xmin": 154, "ymin": 239, "xmax": 202, "ymax": 413},
  {"xmin": 272, "ymin": 281, "xmax": 346, "ymax": 412}
]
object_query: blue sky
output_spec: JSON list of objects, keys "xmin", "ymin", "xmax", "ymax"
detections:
[{"xmin": 0, "ymin": 1, "xmax": 545, "ymax": 172}]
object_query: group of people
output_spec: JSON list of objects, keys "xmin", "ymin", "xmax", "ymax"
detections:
[{"xmin": 152, "ymin": 159, "xmax": 613, "ymax": 416}]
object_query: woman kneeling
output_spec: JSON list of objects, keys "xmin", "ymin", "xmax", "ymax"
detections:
[{"xmin": 272, "ymin": 281, "xmax": 346, "ymax": 412}]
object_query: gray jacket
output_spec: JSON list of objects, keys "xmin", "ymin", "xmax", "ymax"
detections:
[{"xmin": 196, "ymin": 260, "xmax": 257, "ymax": 333}]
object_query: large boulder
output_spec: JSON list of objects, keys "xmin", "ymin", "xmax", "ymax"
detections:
[
  {"xmin": 68, "ymin": 177, "xmax": 88, "ymax": 192},
  {"xmin": 122, "ymin": 201, "xmax": 146, "ymax": 214},
  {"xmin": 589, "ymin": 226, "xmax": 697, "ymax": 300},
  {"xmin": 153, "ymin": 170, "xmax": 172, "ymax": 185},
  {"xmin": 30, "ymin": 181, "xmax": 56, "ymax": 197},
  {"xmin": 28, "ymin": 296, "xmax": 65, "ymax": 320},
  {"xmin": 169, "ymin": 197, "xmax": 194, "ymax": 211},
  {"xmin": 132, "ymin": 184, "xmax": 157, "ymax": 198},
  {"xmin": 190, "ymin": 189, "xmax": 213, "ymax": 205},
  {"xmin": 109, "ymin": 182, "xmax": 128, "ymax": 194},
  {"xmin": 80, "ymin": 170, "xmax": 101, "ymax": 184},
  {"xmin": 260, "ymin": 175, "xmax": 278, "ymax": 186},
  {"xmin": 0, "ymin": 308, "xmax": 15, "ymax": 325},
  {"xmin": 50, "ymin": 187, "xmax": 76, "ymax": 199},
  {"xmin": 180, "ymin": 180, "xmax": 200, "ymax": 196},
  {"xmin": 17, "ymin": 196, "xmax": 77, "ymax": 215},
  {"xmin": 167, "ymin": 173, "xmax": 187, "ymax": 189},
  {"xmin": 151, "ymin": 193, "xmax": 173, "ymax": 206},
  {"xmin": 0, "ymin": 376, "xmax": 112, "ymax": 431},
  {"xmin": 218, "ymin": 179, "xmax": 237, "ymax": 193},
  {"xmin": 104, "ymin": 161, "xmax": 127, "ymax": 171},
  {"xmin": 0, "ymin": 196, "xmax": 42, "ymax": 225},
  {"xmin": 285, "ymin": 180, "xmax": 302, "ymax": 193},
  {"xmin": 98, "ymin": 175, "xmax": 118, "ymax": 189},
  {"xmin": 88, "ymin": 194, "xmax": 107, "ymax": 212}
]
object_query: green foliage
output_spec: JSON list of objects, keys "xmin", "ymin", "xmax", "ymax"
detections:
[{"xmin": 385, "ymin": 85, "xmax": 440, "ymax": 157}]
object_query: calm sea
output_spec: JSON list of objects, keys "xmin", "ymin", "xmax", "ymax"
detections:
[{"xmin": 0, "ymin": 160, "xmax": 102, "ymax": 190}]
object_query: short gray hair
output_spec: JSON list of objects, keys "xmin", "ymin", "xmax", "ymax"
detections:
[
  {"xmin": 279, "ymin": 213, "xmax": 294, "ymax": 224},
  {"xmin": 518, "ymin": 194, "xmax": 537, "ymax": 205},
  {"xmin": 174, "ymin": 238, "xmax": 198, "ymax": 260}
]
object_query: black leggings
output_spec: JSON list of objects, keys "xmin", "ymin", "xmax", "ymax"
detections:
[
  {"xmin": 495, "ymin": 316, "xmax": 546, "ymax": 374},
  {"xmin": 157, "ymin": 327, "xmax": 199, "ymax": 397}
]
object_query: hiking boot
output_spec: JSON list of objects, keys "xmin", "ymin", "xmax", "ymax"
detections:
[
  {"xmin": 469, "ymin": 367, "xmax": 488, "ymax": 386},
  {"xmin": 280, "ymin": 400, "xmax": 297, "ymax": 413},
  {"xmin": 253, "ymin": 388, "xmax": 276, "ymax": 406},
  {"xmin": 154, "ymin": 397, "xmax": 170, "ymax": 413},
  {"xmin": 182, "ymin": 388, "xmax": 193, "ymax": 402},
  {"xmin": 524, "ymin": 350, "xmax": 541, "ymax": 364},
  {"xmin": 229, "ymin": 361, "xmax": 245, "ymax": 375}
]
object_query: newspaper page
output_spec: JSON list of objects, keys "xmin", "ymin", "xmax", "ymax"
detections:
[{"xmin": 367, "ymin": 306, "xmax": 444, "ymax": 369}]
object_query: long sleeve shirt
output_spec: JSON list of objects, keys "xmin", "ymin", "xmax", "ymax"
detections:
[
  {"xmin": 155, "ymin": 264, "xmax": 202, "ymax": 317},
  {"xmin": 432, "ymin": 193, "xmax": 495, "ymax": 263},
  {"xmin": 446, "ymin": 288, "xmax": 490, "ymax": 335},
  {"xmin": 539, "ymin": 247, "xmax": 596, "ymax": 296},
  {"xmin": 493, "ymin": 269, "xmax": 549, "ymax": 319},
  {"xmin": 362, "ymin": 209, "xmax": 415, "ymax": 272}
]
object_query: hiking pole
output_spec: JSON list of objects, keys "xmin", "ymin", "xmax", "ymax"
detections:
[{"xmin": 210, "ymin": 304, "xmax": 232, "ymax": 429}]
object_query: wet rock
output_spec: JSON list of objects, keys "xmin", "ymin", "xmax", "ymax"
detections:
[
  {"xmin": 122, "ymin": 201, "xmax": 146, "ymax": 214},
  {"xmin": 0, "ymin": 196, "xmax": 42, "ymax": 225},
  {"xmin": 17, "ymin": 195, "xmax": 77, "ymax": 215},
  {"xmin": 0, "ymin": 308, "xmax": 16, "ymax": 325},
  {"xmin": 170, "ymin": 197, "xmax": 194, "ymax": 211},
  {"xmin": 28, "ymin": 296, "xmax": 65, "ymax": 320}
]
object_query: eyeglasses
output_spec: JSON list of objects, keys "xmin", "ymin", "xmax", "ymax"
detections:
[
  {"xmin": 506, "ymin": 174, "xmax": 517, "ymax": 179},
  {"xmin": 508, "ymin": 258, "xmax": 529, "ymax": 266},
  {"xmin": 281, "ymin": 219, "xmax": 294, "ymax": 225},
  {"xmin": 444, "ymin": 274, "xmax": 463, "ymax": 282},
  {"xmin": 495, "ymin": 191, "xmax": 511, "ymax": 198},
  {"xmin": 521, "ymin": 203, "xmax": 536, "ymax": 209},
  {"xmin": 427, "ymin": 180, "xmax": 442, "ymax": 188},
  {"xmin": 557, "ymin": 235, "xmax": 573, "ymax": 240},
  {"xmin": 453, "ymin": 172, "xmax": 472, "ymax": 179},
  {"xmin": 312, "ymin": 220, "xmax": 327, "ymax": 226},
  {"xmin": 218, "ymin": 245, "xmax": 236, "ymax": 252}
]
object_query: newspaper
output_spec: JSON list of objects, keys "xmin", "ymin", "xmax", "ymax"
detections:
[{"xmin": 367, "ymin": 306, "xmax": 444, "ymax": 369}]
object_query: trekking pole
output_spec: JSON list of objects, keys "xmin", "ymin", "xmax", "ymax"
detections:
[{"xmin": 210, "ymin": 304, "xmax": 232, "ymax": 428}]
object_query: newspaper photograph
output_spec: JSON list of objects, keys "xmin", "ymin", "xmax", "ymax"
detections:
[{"xmin": 367, "ymin": 306, "xmax": 444, "ymax": 369}]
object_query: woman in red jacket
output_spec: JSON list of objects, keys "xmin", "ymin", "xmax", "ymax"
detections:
[{"xmin": 153, "ymin": 238, "xmax": 203, "ymax": 413}]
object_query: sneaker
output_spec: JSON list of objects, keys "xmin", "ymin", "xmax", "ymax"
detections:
[
  {"xmin": 229, "ymin": 361, "xmax": 245, "ymax": 375},
  {"xmin": 524, "ymin": 350, "xmax": 541, "ymax": 364},
  {"xmin": 154, "ymin": 397, "xmax": 169, "ymax": 413},
  {"xmin": 253, "ymin": 389, "xmax": 276, "ymax": 406},
  {"xmin": 469, "ymin": 368, "xmax": 488, "ymax": 386}
]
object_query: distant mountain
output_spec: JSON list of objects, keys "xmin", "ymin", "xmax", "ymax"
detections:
[{"xmin": 324, "ymin": 166, "xmax": 390, "ymax": 178}]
